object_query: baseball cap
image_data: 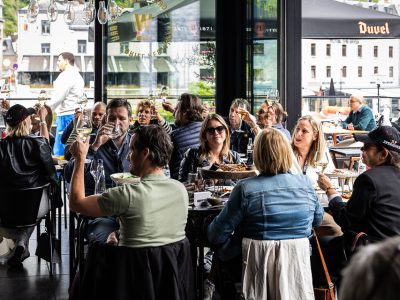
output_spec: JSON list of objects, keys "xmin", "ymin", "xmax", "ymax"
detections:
[
  {"xmin": 354, "ymin": 126, "xmax": 400, "ymax": 153},
  {"xmin": 5, "ymin": 104, "xmax": 36, "ymax": 126}
]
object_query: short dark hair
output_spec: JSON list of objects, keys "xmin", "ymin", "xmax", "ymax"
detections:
[
  {"xmin": 106, "ymin": 98, "xmax": 132, "ymax": 117},
  {"xmin": 59, "ymin": 52, "xmax": 75, "ymax": 65},
  {"xmin": 132, "ymin": 125, "xmax": 173, "ymax": 167},
  {"xmin": 177, "ymin": 93, "xmax": 204, "ymax": 122}
]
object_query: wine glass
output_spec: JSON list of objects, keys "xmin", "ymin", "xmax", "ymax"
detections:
[
  {"xmin": 37, "ymin": 90, "xmax": 48, "ymax": 107},
  {"xmin": 235, "ymin": 103, "xmax": 247, "ymax": 133},
  {"xmin": 108, "ymin": 122, "xmax": 121, "ymax": 139},
  {"xmin": 90, "ymin": 159, "xmax": 99, "ymax": 194},
  {"xmin": 76, "ymin": 111, "xmax": 93, "ymax": 141},
  {"xmin": 315, "ymin": 161, "xmax": 328, "ymax": 173}
]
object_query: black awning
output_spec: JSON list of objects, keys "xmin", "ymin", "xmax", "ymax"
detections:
[{"xmin": 302, "ymin": 0, "xmax": 400, "ymax": 39}]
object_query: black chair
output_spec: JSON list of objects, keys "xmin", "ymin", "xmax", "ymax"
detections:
[
  {"xmin": 77, "ymin": 238, "xmax": 195, "ymax": 300},
  {"xmin": 0, "ymin": 183, "xmax": 56, "ymax": 275}
]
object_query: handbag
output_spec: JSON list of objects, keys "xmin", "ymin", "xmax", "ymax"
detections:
[
  {"xmin": 314, "ymin": 232, "xmax": 335, "ymax": 300},
  {"xmin": 35, "ymin": 232, "xmax": 61, "ymax": 264}
]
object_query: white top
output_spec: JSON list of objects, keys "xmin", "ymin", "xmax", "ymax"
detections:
[{"xmin": 47, "ymin": 65, "xmax": 84, "ymax": 116}]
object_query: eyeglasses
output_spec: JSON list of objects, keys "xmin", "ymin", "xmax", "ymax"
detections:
[
  {"xmin": 205, "ymin": 126, "xmax": 225, "ymax": 135},
  {"xmin": 360, "ymin": 144, "xmax": 376, "ymax": 152}
]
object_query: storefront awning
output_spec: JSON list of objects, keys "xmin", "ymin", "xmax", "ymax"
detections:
[
  {"xmin": 20, "ymin": 56, "xmax": 50, "ymax": 72},
  {"xmin": 302, "ymin": 0, "xmax": 400, "ymax": 39},
  {"xmin": 108, "ymin": 56, "xmax": 149, "ymax": 73}
]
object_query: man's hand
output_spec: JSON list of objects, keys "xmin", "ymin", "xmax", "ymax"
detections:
[
  {"xmin": 348, "ymin": 123, "xmax": 354, "ymax": 130},
  {"xmin": 70, "ymin": 136, "xmax": 90, "ymax": 161},
  {"xmin": 317, "ymin": 173, "xmax": 333, "ymax": 191},
  {"xmin": 106, "ymin": 231, "xmax": 119, "ymax": 246},
  {"xmin": 1, "ymin": 99, "xmax": 10, "ymax": 110},
  {"xmin": 162, "ymin": 100, "xmax": 175, "ymax": 113},
  {"xmin": 91, "ymin": 122, "xmax": 114, "ymax": 150}
]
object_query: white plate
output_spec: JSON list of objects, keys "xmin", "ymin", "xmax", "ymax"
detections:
[
  {"xmin": 110, "ymin": 173, "xmax": 140, "ymax": 185},
  {"xmin": 205, "ymin": 186, "xmax": 234, "ymax": 193}
]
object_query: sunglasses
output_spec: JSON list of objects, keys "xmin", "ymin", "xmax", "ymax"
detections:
[{"xmin": 205, "ymin": 126, "xmax": 225, "ymax": 135}]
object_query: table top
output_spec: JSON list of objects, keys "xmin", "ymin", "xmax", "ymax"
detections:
[
  {"xmin": 330, "ymin": 147, "xmax": 361, "ymax": 156},
  {"xmin": 323, "ymin": 127, "xmax": 368, "ymax": 135}
]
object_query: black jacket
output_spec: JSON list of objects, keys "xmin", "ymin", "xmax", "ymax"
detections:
[
  {"xmin": 0, "ymin": 135, "xmax": 57, "ymax": 189},
  {"xmin": 329, "ymin": 164, "xmax": 400, "ymax": 241}
]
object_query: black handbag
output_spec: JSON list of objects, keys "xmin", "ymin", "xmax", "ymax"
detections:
[{"xmin": 35, "ymin": 232, "xmax": 61, "ymax": 264}]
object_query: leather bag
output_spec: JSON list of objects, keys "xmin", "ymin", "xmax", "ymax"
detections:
[{"xmin": 314, "ymin": 232, "xmax": 335, "ymax": 300}]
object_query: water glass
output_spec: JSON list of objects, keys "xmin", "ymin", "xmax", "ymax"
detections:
[{"xmin": 188, "ymin": 173, "xmax": 198, "ymax": 184}]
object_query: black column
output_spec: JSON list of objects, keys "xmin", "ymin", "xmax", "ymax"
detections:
[
  {"xmin": 215, "ymin": 0, "xmax": 247, "ymax": 117},
  {"xmin": 280, "ymin": 0, "xmax": 302, "ymax": 131},
  {"xmin": 94, "ymin": 0, "xmax": 106, "ymax": 103}
]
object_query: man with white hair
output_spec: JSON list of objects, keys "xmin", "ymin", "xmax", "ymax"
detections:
[{"xmin": 342, "ymin": 95, "xmax": 376, "ymax": 131}]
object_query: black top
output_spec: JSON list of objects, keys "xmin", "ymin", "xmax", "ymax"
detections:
[{"xmin": 329, "ymin": 164, "xmax": 400, "ymax": 241}]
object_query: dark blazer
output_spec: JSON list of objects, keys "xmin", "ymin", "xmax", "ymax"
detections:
[{"xmin": 329, "ymin": 164, "xmax": 400, "ymax": 241}]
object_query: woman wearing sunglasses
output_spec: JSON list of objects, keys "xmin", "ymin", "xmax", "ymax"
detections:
[{"xmin": 179, "ymin": 114, "xmax": 242, "ymax": 182}]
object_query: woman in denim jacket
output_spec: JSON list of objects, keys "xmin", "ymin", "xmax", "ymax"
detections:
[{"xmin": 208, "ymin": 128, "xmax": 323, "ymax": 300}]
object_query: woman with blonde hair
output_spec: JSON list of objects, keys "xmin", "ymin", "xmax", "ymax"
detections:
[
  {"xmin": 0, "ymin": 104, "xmax": 57, "ymax": 267},
  {"xmin": 208, "ymin": 128, "xmax": 323, "ymax": 299},
  {"xmin": 291, "ymin": 115, "xmax": 341, "ymax": 237},
  {"xmin": 179, "ymin": 113, "xmax": 241, "ymax": 182}
]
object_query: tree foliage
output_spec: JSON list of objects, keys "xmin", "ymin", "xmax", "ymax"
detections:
[{"xmin": 4, "ymin": 0, "xmax": 30, "ymax": 36}]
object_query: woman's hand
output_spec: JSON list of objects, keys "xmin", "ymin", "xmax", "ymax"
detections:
[
  {"xmin": 106, "ymin": 231, "xmax": 119, "ymax": 246},
  {"xmin": 162, "ymin": 100, "xmax": 175, "ymax": 114},
  {"xmin": 38, "ymin": 106, "xmax": 48, "ymax": 121}
]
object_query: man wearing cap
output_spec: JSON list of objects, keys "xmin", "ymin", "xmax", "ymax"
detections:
[
  {"xmin": 0, "ymin": 104, "xmax": 57, "ymax": 267},
  {"xmin": 47, "ymin": 52, "xmax": 84, "ymax": 156},
  {"xmin": 317, "ymin": 126, "xmax": 400, "ymax": 279},
  {"xmin": 342, "ymin": 95, "xmax": 376, "ymax": 131}
]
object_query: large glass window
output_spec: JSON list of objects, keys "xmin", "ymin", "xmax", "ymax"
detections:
[
  {"xmin": 106, "ymin": 0, "xmax": 216, "ymax": 115},
  {"xmin": 251, "ymin": 0, "xmax": 278, "ymax": 110}
]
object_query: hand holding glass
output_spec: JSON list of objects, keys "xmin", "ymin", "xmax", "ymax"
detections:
[
  {"xmin": 108, "ymin": 122, "xmax": 121, "ymax": 139},
  {"xmin": 76, "ymin": 113, "xmax": 92, "ymax": 141}
]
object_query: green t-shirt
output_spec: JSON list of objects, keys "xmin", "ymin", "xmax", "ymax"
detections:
[{"xmin": 98, "ymin": 173, "xmax": 188, "ymax": 248}]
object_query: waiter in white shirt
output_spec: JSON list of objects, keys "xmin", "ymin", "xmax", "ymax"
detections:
[{"xmin": 47, "ymin": 52, "xmax": 84, "ymax": 156}]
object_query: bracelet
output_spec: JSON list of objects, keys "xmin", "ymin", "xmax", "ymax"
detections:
[
  {"xmin": 39, "ymin": 121, "xmax": 47, "ymax": 126},
  {"xmin": 326, "ymin": 186, "xmax": 335, "ymax": 192}
]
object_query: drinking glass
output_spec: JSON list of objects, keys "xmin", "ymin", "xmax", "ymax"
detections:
[
  {"xmin": 76, "ymin": 111, "xmax": 93, "ymax": 141},
  {"xmin": 108, "ymin": 122, "xmax": 121, "ymax": 139},
  {"xmin": 315, "ymin": 161, "xmax": 328, "ymax": 173},
  {"xmin": 235, "ymin": 103, "xmax": 247, "ymax": 133},
  {"xmin": 90, "ymin": 159, "xmax": 100, "ymax": 194}
]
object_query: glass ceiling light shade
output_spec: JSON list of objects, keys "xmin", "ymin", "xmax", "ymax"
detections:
[
  {"xmin": 97, "ymin": 1, "xmax": 108, "ymax": 25},
  {"xmin": 107, "ymin": 0, "xmax": 119, "ymax": 21},
  {"xmin": 47, "ymin": 0, "xmax": 59, "ymax": 22},
  {"xmin": 83, "ymin": 0, "xmax": 96, "ymax": 25},
  {"xmin": 64, "ymin": 0, "xmax": 76, "ymax": 25},
  {"xmin": 27, "ymin": 0, "xmax": 39, "ymax": 22}
]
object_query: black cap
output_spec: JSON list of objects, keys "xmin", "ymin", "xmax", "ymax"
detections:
[
  {"xmin": 354, "ymin": 126, "xmax": 400, "ymax": 153},
  {"xmin": 5, "ymin": 104, "xmax": 36, "ymax": 126}
]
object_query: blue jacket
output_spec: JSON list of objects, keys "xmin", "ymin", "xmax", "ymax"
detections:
[
  {"xmin": 208, "ymin": 172, "xmax": 323, "ymax": 260},
  {"xmin": 342, "ymin": 105, "xmax": 376, "ymax": 131}
]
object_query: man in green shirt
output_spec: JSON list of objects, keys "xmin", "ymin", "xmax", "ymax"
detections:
[{"xmin": 69, "ymin": 125, "xmax": 188, "ymax": 248}]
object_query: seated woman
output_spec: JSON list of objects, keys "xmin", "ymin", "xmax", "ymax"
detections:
[
  {"xmin": 207, "ymin": 128, "xmax": 323, "ymax": 300},
  {"xmin": 129, "ymin": 99, "xmax": 171, "ymax": 134},
  {"xmin": 291, "ymin": 115, "xmax": 341, "ymax": 237},
  {"xmin": 178, "ymin": 113, "xmax": 242, "ymax": 182},
  {"xmin": 0, "ymin": 104, "xmax": 57, "ymax": 267}
]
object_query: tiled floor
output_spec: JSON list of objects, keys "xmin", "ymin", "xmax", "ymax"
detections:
[{"xmin": 0, "ymin": 220, "xmax": 71, "ymax": 300}]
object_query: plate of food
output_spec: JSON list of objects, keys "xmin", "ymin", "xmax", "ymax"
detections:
[
  {"xmin": 110, "ymin": 173, "xmax": 140, "ymax": 185},
  {"xmin": 200, "ymin": 164, "xmax": 257, "ymax": 180},
  {"xmin": 325, "ymin": 169, "xmax": 358, "ymax": 178}
]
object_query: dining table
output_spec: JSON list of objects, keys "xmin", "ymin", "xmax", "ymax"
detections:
[{"xmin": 322, "ymin": 127, "xmax": 368, "ymax": 146}]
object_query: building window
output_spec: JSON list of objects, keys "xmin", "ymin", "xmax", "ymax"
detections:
[
  {"xmin": 374, "ymin": 46, "xmax": 378, "ymax": 57},
  {"xmin": 41, "ymin": 20, "xmax": 50, "ymax": 34},
  {"xmin": 389, "ymin": 46, "xmax": 393, "ymax": 58},
  {"xmin": 254, "ymin": 69, "xmax": 264, "ymax": 81},
  {"xmin": 374, "ymin": 66, "xmax": 378, "ymax": 75},
  {"xmin": 326, "ymin": 44, "xmax": 331, "ymax": 56},
  {"xmin": 78, "ymin": 40, "xmax": 87, "ymax": 54},
  {"xmin": 342, "ymin": 45, "xmax": 347, "ymax": 57},
  {"xmin": 358, "ymin": 66, "xmax": 362, "ymax": 77},
  {"xmin": 326, "ymin": 66, "xmax": 331, "ymax": 78},
  {"xmin": 41, "ymin": 43, "xmax": 50, "ymax": 54},
  {"xmin": 120, "ymin": 42, "xmax": 129, "ymax": 54},
  {"xmin": 311, "ymin": 65, "xmax": 316, "ymax": 79},
  {"xmin": 389, "ymin": 66, "xmax": 394, "ymax": 78},
  {"xmin": 342, "ymin": 66, "xmax": 347, "ymax": 78},
  {"xmin": 358, "ymin": 45, "xmax": 362, "ymax": 57},
  {"xmin": 311, "ymin": 43, "xmax": 316, "ymax": 56}
]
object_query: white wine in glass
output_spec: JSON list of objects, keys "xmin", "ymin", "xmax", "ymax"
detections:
[
  {"xmin": 76, "ymin": 113, "xmax": 92, "ymax": 141},
  {"xmin": 315, "ymin": 161, "xmax": 328, "ymax": 173}
]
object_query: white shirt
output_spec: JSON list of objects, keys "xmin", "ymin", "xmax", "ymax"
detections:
[{"xmin": 47, "ymin": 65, "xmax": 84, "ymax": 116}]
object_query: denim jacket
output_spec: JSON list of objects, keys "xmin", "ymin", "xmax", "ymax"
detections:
[{"xmin": 207, "ymin": 172, "xmax": 324, "ymax": 260}]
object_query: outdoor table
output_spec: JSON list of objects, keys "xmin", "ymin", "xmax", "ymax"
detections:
[
  {"xmin": 329, "ymin": 147, "xmax": 362, "ymax": 168},
  {"xmin": 322, "ymin": 127, "xmax": 368, "ymax": 146}
]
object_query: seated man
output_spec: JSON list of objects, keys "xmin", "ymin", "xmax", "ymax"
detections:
[
  {"xmin": 65, "ymin": 99, "xmax": 131, "ymax": 242},
  {"xmin": 69, "ymin": 125, "xmax": 188, "ymax": 248},
  {"xmin": 63, "ymin": 102, "xmax": 106, "ymax": 160},
  {"xmin": 227, "ymin": 99, "xmax": 254, "ymax": 154},
  {"xmin": 342, "ymin": 95, "xmax": 376, "ymax": 131}
]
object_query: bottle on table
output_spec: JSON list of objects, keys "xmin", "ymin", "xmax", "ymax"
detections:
[
  {"xmin": 246, "ymin": 138, "xmax": 254, "ymax": 166},
  {"xmin": 96, "ymin": 159, "xmax": 106, "ymax": 193},
  {"xmin": 358, "ymin": 154, "xmax": 366, "ymax": 175}
]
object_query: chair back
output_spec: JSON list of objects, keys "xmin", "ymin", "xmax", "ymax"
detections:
[
  {"xmin": 79, "ymin": 238, "xmax": 194, "ymax": 300},
  {"xmin": 0, "ymin": 183, "xmax": 50, "ymax": 227}
]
